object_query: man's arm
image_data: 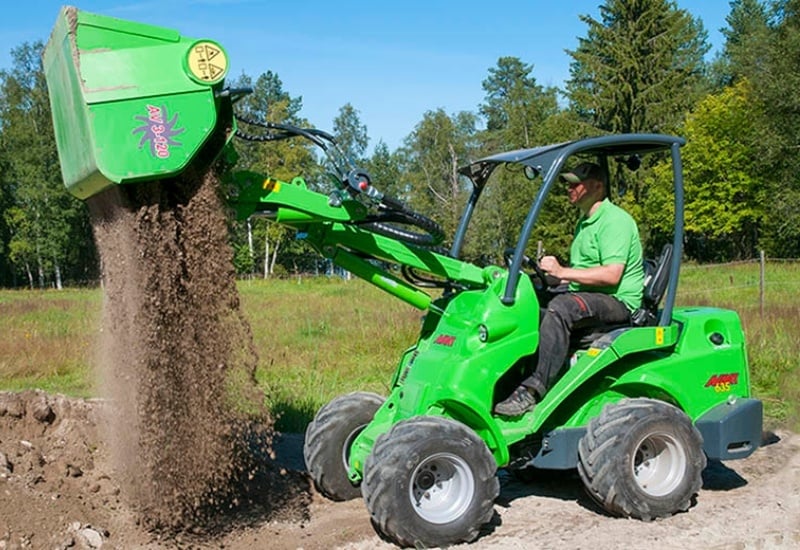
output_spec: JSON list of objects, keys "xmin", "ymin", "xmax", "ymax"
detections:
[{"xmin": 540, "ymin": 255, "xmax": 624, "ymax": 287}]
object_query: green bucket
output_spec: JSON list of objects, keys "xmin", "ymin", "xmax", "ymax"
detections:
[{"xmin": 43, "ymin": 6, "xmax": 231, "ymax": 199}]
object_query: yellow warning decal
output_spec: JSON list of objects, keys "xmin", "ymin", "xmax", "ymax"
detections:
[
  {"xmin": 587, "ymin": 348, "xmax": 600, "ymax": 357},
  {"xmin": 263, "ymin": 178, "xmax": 281, "ymax": 192},
  {"xmin": 186, "ymin": 41, "xmax": 228, "ymax": 84},
  {"xmin": 655, "ymin": 327, "xmax": 664, "ymax": 345}
]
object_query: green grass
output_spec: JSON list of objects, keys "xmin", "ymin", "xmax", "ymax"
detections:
[
  {"xmin": 239, "ymin": 277, "xmax": 421, "ymax": 430},
  {"xmin": 0, "ymin": 288, "xmax": 101, "ymax": 397},
  {"xmin": 1, "ymin": 261, "xmax": 798, "ymax": 432},
  {"xmin": 0, "ymin": 278, "xmax": 421, "ymax": 432}
]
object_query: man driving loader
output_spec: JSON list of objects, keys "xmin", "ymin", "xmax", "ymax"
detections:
[{"xmin": 494, "ymin": 162, "xmax": 645, "ymax": 416}]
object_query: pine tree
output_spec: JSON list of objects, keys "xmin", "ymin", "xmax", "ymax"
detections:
[
  {"xmin": 332, "ymin": 103, "xmax": 369, "ymax": 164},
  {"xmin": 709, "ymin": 0, "xmax": 771, "ymax": 88},
  {"xmin": 364, "ymin": 141, "xmax": 404, "ymax": 202},
  {"xmin": 566, "ymin": 0, "xmax": 709, "ymax": 135},
  {"xmin": 480, "ymin": 56, "xmax": 559, "ymax": 149}
]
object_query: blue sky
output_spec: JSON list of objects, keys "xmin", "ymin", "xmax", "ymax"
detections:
[{"xmin": 2, "ymin": 1, "xmax": 731, "ymax": 150}]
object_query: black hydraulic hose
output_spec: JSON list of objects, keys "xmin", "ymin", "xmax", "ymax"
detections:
[
  {"xmin": 357, "ymin": 208, "xmax": 445, "ymax": 247},
  {"xmin": 233, "ymin": 114, "xmax": 355, "ymax": 186},
  {"xmin": 234, "ymin": 115, "xmax": 330, "ymax": 150},
  {"xmin": 231, "ymin": 110, "xmax": 444, "ymax": 247},
  {"xmin": 367, "ymin": 193, "xmax": 446, "ymax": 246}
]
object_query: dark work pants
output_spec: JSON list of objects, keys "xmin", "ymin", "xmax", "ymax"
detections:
[{"xmin": 522, "ymin": 292, "xmax": 631, "ymax": 399}]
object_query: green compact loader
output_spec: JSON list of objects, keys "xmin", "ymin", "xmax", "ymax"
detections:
[{"xmin": 44, "ymin": 7, "xmax": 763, "ymax": 548}]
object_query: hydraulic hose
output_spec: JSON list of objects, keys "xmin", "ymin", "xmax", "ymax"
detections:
[
  {"xmin": 358, "ymin": 204, "xmax": 445, "ymax": 247},
  {"xmin": 230, "ymin": 107, "xmax": 445, "ymax": 247}
]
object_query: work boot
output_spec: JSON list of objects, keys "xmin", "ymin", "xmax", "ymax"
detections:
[{"xmin": 494, "ymin": 385, "xmax": 537, "ymax": 417}]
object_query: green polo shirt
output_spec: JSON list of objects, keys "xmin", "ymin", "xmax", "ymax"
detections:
[{"xmin": 569, "ymin": 199, "xmax": 644, "ymax": 311}]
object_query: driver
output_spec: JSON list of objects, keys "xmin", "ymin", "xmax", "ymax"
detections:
[{"xmin": 494, "ymin": 162, "xmax": 645, "ymax": 417}]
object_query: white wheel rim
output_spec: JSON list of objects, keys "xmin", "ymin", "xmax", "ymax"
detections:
[
  {"xmin": 409, "ymin": 452, "xmax": 475, "ymax": 524},
  {"xmin": 341, "ymin": 424, "xmax": 367, "ymax": 470},
  {"xmin": 632, "ymin": 432, "xmax": 687, "ymax": 497}
]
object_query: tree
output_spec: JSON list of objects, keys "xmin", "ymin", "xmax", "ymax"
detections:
[
  {"xmin": 709, "ymin": 0, "xmax": 771, "ymax": 88},
  {"xmin": 229, "ymin": 71, "xmax": 317, "ymax": 277},
  {"xmin": 480, "ymin": 57, "xmax": 559, "ymax": 149},
  {"xmin": 399, "ymin": 109, "xmax": 478, "ymax": 245},
  {"xmin": 364, "ymin": 140, "xmax": 405, "ymax": 201},
  {"xmin": 0, "ymin": 41, "xmax": 92, "ymax": 288},
  {"xmin": 229, "ymin": 71, "xmax": 304, "ymax": 169},
  {"xmin": 332, "ymin": 103, "xmax": 369, "ymax": 164},
  {"xmin": 475, "ymin": 57, "xmax": 570, "ymax": 262},
  {"xmin": 646, "ymin": 79, "xmax": 765, "ymax": 261},
  {"xmin": 234, "ymin": 70, "xmax": 303, "ymax": 122},
  {"xmin": 566, "ymin": 0, "xmax": 709, "ymax": 135},
  {"xmin": 0, "ymin": 150, "xmax": 13, "ymax": 285},
  {"xmin": 748, "ymin": 0, "xmax": 800, "ymax": 256}
]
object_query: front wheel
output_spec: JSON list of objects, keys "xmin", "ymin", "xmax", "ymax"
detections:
[
  {"xmin": 303, "ymin": 392, "xmax": 384, "ymax": 501},
  {"xmin": 361, "ymin": 416, "xmax": 499, "ymax": 548},
  {"xmin": 577, "ymin": 398, "xmax": 706, "ymax": 520}
]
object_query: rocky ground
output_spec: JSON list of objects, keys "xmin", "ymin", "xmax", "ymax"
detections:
[{"xmin": 1, "ymin": 389, "xmax": 798, "ymax": 549}]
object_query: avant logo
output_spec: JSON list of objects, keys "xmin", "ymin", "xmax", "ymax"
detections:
[
  {"xmin": 434, "ymin": 334, "xmax": 456, "ymax": 347},
  {"xmin": 705, "ymin": 373, "xmax": 740, "ymax": 393},
  {"xmin": 132, "ymin": 104, "xmax": 185, "ymax": 158}
]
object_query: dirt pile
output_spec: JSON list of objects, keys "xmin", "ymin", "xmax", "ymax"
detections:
[
  {"xmin": 0, "ymin": 390, "xmax": 121, "ymax": 548},
  {"xmin": 84, "ymin": 165, "xmax": 293, "ymax": 530},
  {"xmin": 0, "ymin": 390, "xmax": 313, "ymax": 549}
]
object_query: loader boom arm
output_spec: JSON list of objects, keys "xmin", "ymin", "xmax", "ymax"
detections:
[{"xmin": 225, "ymin": 170, "xmax": 489, "ymax": 309}]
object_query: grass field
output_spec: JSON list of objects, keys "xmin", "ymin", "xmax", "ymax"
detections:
[{"xmin": 1, "ymin": 260, "xmax": 798, "ymax": 432}]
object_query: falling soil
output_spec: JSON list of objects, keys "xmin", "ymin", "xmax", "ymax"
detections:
[{"xmin": 85, "ymin": 164, "xmax": 283, "ymax": 531}]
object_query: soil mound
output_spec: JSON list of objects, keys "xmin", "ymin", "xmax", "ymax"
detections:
[{"xmin": 0, "ymin": 390, "xmax": 312, "ymax": 549}]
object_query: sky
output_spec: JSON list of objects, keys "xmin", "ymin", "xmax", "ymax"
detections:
[{"xmin": 1, "ymin": 0, "xmax": 732, "ymax": 151}]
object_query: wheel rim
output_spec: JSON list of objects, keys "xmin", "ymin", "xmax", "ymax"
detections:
[
  {"xmin": 409, "ymin": 452, "xmax": 475, "ymax": 524},
  {"xmin": 340, "ymin": 424, "xmax": 367, "ymax": 470},
  {"xmin": 632, "ymin": 432, "xmax": 687, "ymax": 497}
]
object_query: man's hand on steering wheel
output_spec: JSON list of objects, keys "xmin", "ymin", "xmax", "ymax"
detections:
[
  {"xmin": 539, "ymin": 255, "xmax": 568, "ymax": 287},
  {"xmin": 504, "ymin": 248, "xmax": 558, "ymax": 288}
]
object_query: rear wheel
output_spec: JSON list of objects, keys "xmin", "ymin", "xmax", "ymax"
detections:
[
  {"xmin": 577, "ymin": 398, "xmax": 706, "ymax": 520},
  {"xmin": 361, "ymin": 416, "xmax": 499, "ymax": 547},
  {"xmin": 303, "ymin": 392, "xmax": 384, "ymax": 500}
]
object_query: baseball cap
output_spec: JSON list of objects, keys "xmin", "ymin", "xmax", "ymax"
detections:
[{"xmin": 559, "ymin": 162, "xmax": 605, "ymax": 185}]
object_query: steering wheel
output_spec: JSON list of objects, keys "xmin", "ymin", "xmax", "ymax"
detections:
[{"xmin": 504, "ymin": 248, "xmax": 558, "ymax": 289}]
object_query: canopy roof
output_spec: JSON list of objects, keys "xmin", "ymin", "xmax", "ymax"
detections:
[{"xmin": 460, "ymin": 134, "xmax": 685, "ymax": 187}]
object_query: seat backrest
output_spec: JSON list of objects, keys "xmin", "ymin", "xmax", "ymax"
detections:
[{"xmin": 631, "ymin": 243, "xmax": 673, "ymax": 326}]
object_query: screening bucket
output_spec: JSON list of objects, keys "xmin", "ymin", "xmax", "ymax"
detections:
[{"xmin": 43, "ymin": 6, "xmax": 231, "ymax": 199}]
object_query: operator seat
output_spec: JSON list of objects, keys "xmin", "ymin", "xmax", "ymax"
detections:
[
  {"xmin": 630, "ymin": 243, "xmax": 673, "ymax": 327},
  {"xmin": 571, "ymin": 243, "xmax": 673, "ymax": 348}
]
